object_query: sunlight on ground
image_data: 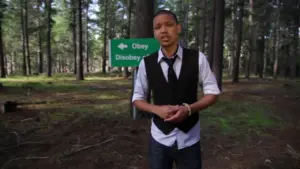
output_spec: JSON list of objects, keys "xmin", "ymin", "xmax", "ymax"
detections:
[{"xmin": 1, "ymin": 73, "xmax": 128, "ymax": 82}]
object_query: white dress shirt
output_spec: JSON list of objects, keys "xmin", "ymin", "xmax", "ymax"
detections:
[{"xmin": 132, "ymin": 45, "xmax": 220, "ymax": 150}]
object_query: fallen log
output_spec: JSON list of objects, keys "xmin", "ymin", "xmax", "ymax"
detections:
[
  {"xmin": 0, "ymin": 101, "xmax": 18, "ymax": 114},
  {"xmin": 0, "ymin": 101, "xmax": 47, "ymax": 114}
]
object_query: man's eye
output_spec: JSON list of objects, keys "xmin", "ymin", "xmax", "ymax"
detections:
[
  {"xmin": 167, "ymin": 23, "xmax": 173, "ymax": 26},
  {"xmin": 154, "ymin": 27, "xmax": 160, "ymax": 30}
]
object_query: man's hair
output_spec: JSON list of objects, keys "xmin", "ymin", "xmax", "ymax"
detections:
[{"xmin": 153, "ymin": 10, "xmax": 178, "ymax": 24}]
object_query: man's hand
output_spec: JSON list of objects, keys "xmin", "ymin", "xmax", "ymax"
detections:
[
  {"xmin": 164, "ymin": 105, "xmax": 189, "ymax": 123},
  {"xmin": 153, "ymin": 105, "xmax": 179, "ymax": 119}
]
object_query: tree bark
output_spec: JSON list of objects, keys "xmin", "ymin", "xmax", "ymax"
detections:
[
  {"xmin": 195, "ymin": 1, "xmax": 200, "ymax": 50},
  {"xmin": 132, "ymin": 0, "xmax": 154, "ymax": 119},
  {"xmin": 212, "ymin": 0, "xmax": 225, "ymax": 91},
  {"xmin": 37, "ymin": 0, "xmax": 43, "ymax": 74},
  {"xmin": 257, "ymin": 36, "xmax": 265, "ymax": 78},
  {"xmin": 245, "ymin": 0, "xmax": 253, "ymax": 79},
  {"xmin": 47, "ymin": 0, "xmax": 52, "ymax": 77},
  {"xmin": 290, "ymin": 0, "xmax": 299, "ymax": 79},
  {"xmin": 21, "ymin": 0, "xmax": 27, "ymax": 76},
  {"xmin": 11, "ymin": 52, "xmax": 15, "ymax": 74},
  {"xmin": 208, "ymin": 0, "xmax": 216, "ymax": 68},
  {"xmin": 183, "ymin": 2, "xmax": 189, "ymax": 47},
  {"xmin": 232, "ymin": 0, "xmax": 244, "ymax": 83},
  {"xmin": 123, "ymin": 0, "xmax": 133, "ymax": 78},
  {"xmin": 273, "ymin": 0, "xmax": 280, "ymax": 79},
  {"xmin": 72, "ymin": 0, "xmax": 77, "ymax": 74},
  {"xmin": 85, "ymin": 1, "xmax": 89, "ymax": 73},
  {"xmin": 24, "ymin": 0, "xmax": 31, "ymax": 75},
  {"xmin": 102, "ymin": 0, "xmax": 108, "ymax": 73},
  {"xmin": 76, "ymin": 0, "xmax": 84, "ymax": 80},
  {"xmin": 199, "ymin": 0, "xmax": 206, "ymax": 53},
  {"xmin": 0, "ymin": 14, "xmax": 5, "ymax": 78},
  {"xmin": 263, "ymin": 39, "xmax": 268, "ymax": 78},
  {"xmin": 229, "ymin": 0, "xmax": 236, "ymax": 78}
]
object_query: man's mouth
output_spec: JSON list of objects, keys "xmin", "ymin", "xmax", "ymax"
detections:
[{"xmin": 161, "ymin": 36, "xmax": 170, "ymax": 41}]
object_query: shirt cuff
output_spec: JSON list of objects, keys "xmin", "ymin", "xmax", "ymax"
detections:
[
  {"xmin": 132, "ymin": 93, "xmax": 147, "ymax": 103},
  {"xmin": 203, "ymin": 90, "xmax": 221, "ymax": 95}
]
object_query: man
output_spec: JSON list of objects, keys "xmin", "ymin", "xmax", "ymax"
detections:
[{"xmin": 132, "ymin": 10, "xmax": 220, "ymax": 169}]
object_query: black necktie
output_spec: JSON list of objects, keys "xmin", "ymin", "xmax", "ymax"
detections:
[{"xmin": 162, "ymin": 55, "xmax": 178, "ymax": 86}]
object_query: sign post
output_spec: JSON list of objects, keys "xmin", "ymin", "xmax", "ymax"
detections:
[{"xmin": 109, "ymin": 38, "xmax": 160, "ymax": 119}]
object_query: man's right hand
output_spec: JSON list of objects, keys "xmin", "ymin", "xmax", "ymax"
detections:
[{"xmin": 153, "ymin": 105, "xmax": 179, "ymax": 119}]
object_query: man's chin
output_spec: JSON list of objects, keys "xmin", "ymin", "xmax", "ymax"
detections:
[{"xmin": 160, "ymin": 42, "xmax": 172, "ymax": 47}]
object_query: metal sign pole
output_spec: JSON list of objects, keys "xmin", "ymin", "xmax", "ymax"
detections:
[{"xmin": 132, "ymin": 67, "xmax": 138, "ymax": 120}]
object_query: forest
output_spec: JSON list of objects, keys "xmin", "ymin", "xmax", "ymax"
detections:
[
  {"xmin": 0, "ymin": 0, "xmax": 298, "ymax": 83},
  {"xmin": 0, "ymin": 0, "xmax": 299, "ymax": 169}
]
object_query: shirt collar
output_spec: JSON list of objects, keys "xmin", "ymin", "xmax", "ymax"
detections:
[{"xmin": 157, "ymin": 44, "xmax": 183, "ymax": 63}]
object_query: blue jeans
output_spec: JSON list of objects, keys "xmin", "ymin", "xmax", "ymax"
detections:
[{"xmin": 148, "ymin": 136, "xmax": 202, "ymax": 169}]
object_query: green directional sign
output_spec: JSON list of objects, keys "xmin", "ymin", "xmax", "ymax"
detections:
[{"xmin": 109, "ymin": 38, "xmax": 160, "ymax": 67}]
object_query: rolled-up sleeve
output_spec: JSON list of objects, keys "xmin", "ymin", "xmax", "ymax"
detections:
[
  {"xmin": 132, "ymin": 59, "xmax": 149, "ymax": 102},
  {"xmin": 198, "ymin": 52, "xmax": 221, "ymax": 95}
]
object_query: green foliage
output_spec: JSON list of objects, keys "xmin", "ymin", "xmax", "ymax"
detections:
[{"xmin": 0, "ymin": 0, "xmax": 298, "ymax": 77}]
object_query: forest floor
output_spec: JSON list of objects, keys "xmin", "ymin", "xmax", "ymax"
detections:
[{"xmin": 0, "ymin": 73, "xmax": 300, "ymax": 169}]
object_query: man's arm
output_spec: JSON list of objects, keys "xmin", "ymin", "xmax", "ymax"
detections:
[
  {"xmin": 164, "ymin": 52, "xmax": 220, "ymax": 122},
  {"xmin": 189, "ymin": 52, "xmax": 220, "ymax": 113}
]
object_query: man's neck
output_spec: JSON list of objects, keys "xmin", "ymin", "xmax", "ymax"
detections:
[{"xmin": 161, "ymin": 43, "xmax": 179, "ymax": 58}]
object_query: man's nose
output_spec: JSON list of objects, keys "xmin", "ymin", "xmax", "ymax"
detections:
[{"xmin": 161, "ymin": 26, "xmax": 167, "ymax": 33}]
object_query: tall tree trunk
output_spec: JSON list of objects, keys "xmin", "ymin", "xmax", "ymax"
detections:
[
  {"xmin": 229, "ymin": 1, "xmax": 236, "ymax": 78},
  {"xmin": 195, "ymin": 1, "xmax": 200, "ymax": 50},
  {"xmin": 21, "ymin": 0, "xmax": 27, "ymax": 76},
  {"xmin": 85, "ymin": 2, "xmax": 89, "ymax": 73},
  {"xmin": 11, "ymin": 52, "xmax": 15, "ymax": 74},
  {"xmin": 76, "ymin": 0, "xmax": 84, "ymax": 80},
  {"xmin": 273, "ymin": 0, "xmax": 280, "ymax": 79},
  {"xmin": 134, "ymin": 0, "xmax": 154, "ymax": 38},
  {"xmin": 24, "ymin": 0, "xmax": 31, "ymax": 75},
  {"xmin": 232, "ymin": 0, "xmax": 244, "ymax": 83},
  {"xmin": 13, "ymin": 52, "xmax": 17, "ymax": 73},
  {"xmin": 183, "ymin": 2, "xmax": 189, "ymax": 47},
  {"xmin": 47, "ymin": 0, "xmax": 52, "ymax": 77},
  {"xmin": 208, "ymin": 0, "xmax": 216, "ymax": 68},
  {"xmin": 37, "ymin": 0, "xmax": 43, "ymax": 74},
  {"xmin": 228, "ymin": 51, "xmax": 234, "ymax": 77},
  {"xmin": 283, "ymin": 36, "xmax": 289, "ymax": 78},
  {"xmin": 0, "ymin": 15, "xmax": 5, "ymax": 78},
  {"xmin": 290, "ymin": 0, "xmax": 299, "ymax": 79},
  {"xmin": 72, "ymin": 0, "xmax": 77, "ymax": 74},
  {"xmin": 245, "ymin": 0, "xmax": 253, "ymax": 79},
  {"xmin": 132, "ymin": 0, "xmax": 154, "ymax": 119},
  {"xmin": 212, "ymin": 0, "xmax": 225, "ymax": 91},
  {"xmin": 200, "ymin": 0, "xmax": 206, "ymax": 53},
  {"xmin": 263, "ymin": 39, "xmax": 268, "ymax": 78},
  {"xmin": 257, "ymin": 36, "xmax": 265, "ymax": 78},
  {"xmin": 102, "ymin": 0, "xmax": 108, "ymax": 73},
  {"xmin": 123, "ymin": 0, "xmax": 132, "ymax": 78}
]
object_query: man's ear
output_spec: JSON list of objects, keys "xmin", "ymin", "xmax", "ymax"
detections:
[{"xmin": 176, "ymin": 24, "xmax": 182, "ymax": 34}]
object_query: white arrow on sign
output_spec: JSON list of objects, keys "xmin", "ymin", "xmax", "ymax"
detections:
[{"xmin": 118, "ymin": 43, "xmax": 128, "ymax": 50}]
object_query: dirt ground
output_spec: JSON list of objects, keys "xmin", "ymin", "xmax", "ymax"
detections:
[{"xmin": 0, "ymin": 77, "xmax": 299, "ymax": 169}]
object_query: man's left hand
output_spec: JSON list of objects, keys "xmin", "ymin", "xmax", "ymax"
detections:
[{"xmin": 164, "ymin": 105, "xmax": 189, "ymax": 123}]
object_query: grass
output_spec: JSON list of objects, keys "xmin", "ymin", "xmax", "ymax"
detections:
[
  {"xmin": 200, "ymin": 99, "xmax": 282, "ymax": 136},
  {"xmin": 0, "ymin": 73, "xmax": 131, "ymax": 93},
  {"xmin": 0, "ymin": 73, "xmax": 132, "ymax": 120},
  {"xmin": 1, "ymin": 73, "xmax": 294, "ymax": 135}
]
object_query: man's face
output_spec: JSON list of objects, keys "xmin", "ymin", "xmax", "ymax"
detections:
[{"xmin": 153, "ymin": 14, "xmax": 181, "ymax": 47}]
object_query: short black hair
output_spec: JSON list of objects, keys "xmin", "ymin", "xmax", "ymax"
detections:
[{"xmin": 153, "ymin": 10, "xmax": 178, "ymax": 24}]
